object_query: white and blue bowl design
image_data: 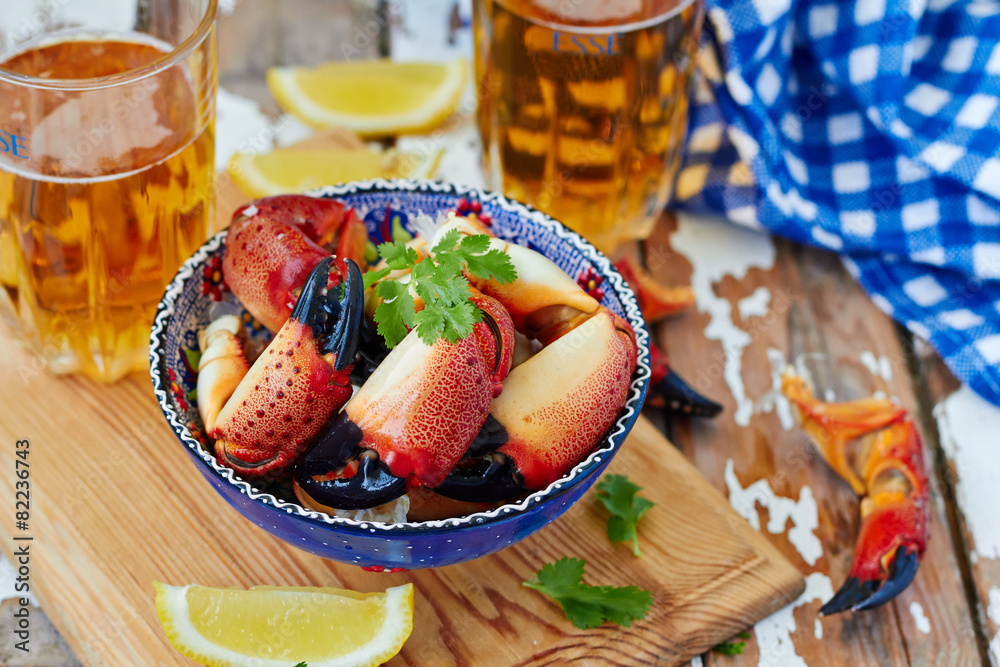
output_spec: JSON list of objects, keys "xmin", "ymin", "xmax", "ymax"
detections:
[{"xmin": 150, "ymin": 179, "xmax": 651, "ymax": 570}]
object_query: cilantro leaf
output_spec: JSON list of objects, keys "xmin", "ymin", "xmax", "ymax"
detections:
[
  {"xmin": 374, "ymin": 279, "xmax": 415, "ymax": 348},
  {"xmin": 363, "ymin": 267, "xmax": 391, "ymax": 291},
  {"xmin": 377, "ymin": 240, "xmax": 419, "ymax": 270},
  {"xmin": 431, "ymin": 227, "xmax": 462, "ymax": 254},
  {"xmin": 523, "ymin": 557, "xmax": 653, "ymax": 630},
  {"xmin": 365, "ymin": 229, "xmax": 519, "ymax": 349},
  {"xmin": 713, "ymin": 632, "xmax": 751, "ymax": 655},
  {"xmin": 414, "ymin": 298, "xmax": 481, "ymax": 346},
  {"xmin": 457, "ymin": 233, "xmax": 491, "ymax": 254},
  {"xmin": 464, "ymin": 248, "xmax": 517, "ymax": 284},
  {"xmin": 293, "ymin": 663, "xmax": 308, "ymax": 667},
  {"xmin": 411, "ymin": 261, "xmax": 470, "ymax": 307},
  {"xmin": 595, "ymin": 474, "xmax": 654, "ymax": 557}
]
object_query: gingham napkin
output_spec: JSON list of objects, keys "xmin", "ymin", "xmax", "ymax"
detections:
[{"xmin": 677, "ymin": 0, "xmax": 1000, "ymax": 405}]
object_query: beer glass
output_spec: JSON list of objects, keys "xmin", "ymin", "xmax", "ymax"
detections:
[
  {"xmin": 473, "ymin": 0, "xmax": 704, "ymax": 254},
  {"xmin": 0, "ymin": 0, "xmax": 217, "ymax": 382}
]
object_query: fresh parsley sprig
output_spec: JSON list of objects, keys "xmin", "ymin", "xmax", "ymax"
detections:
[
  {"xmin": 713, "ymin": 631, "xmax": 751, "ymax": 655},
  {"xmin": 595, "ymin": 474, "xmax": 655, "ymax": 557},
  {"xmin": 363, "ymin": 230, "xmax": 516, "ymax": 348},
  {"xmin": 523, "ymin": 557, "xmax": 653, "ymax": 630}
]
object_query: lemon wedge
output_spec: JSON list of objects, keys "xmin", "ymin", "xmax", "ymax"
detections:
[
  {"xmin": 227, "ymin": 147, "xmax": 443, "ymax": 198},
  {"xmin": 154, "ymin": 581, "xmax": 414, "ymax": 667},
  {"xmin": 267, "ymin": 59, "xmax": 467, "ymax": 137}
]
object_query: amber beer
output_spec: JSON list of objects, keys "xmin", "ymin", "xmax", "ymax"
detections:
[
  {"xmin": 474, "ymin": 0, "xmax": 704, "ymax": 253},
  {"xmin": 0, "ymin": 21, "xmax": 216, "ymax": 381}
]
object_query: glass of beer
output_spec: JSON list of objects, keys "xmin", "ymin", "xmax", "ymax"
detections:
[
  {"xmin": 473, "ymin": 0, "xmax": 704, "ymax": 254},
  {"xmin": 0, "ymin": 0, "xmax": 217, "ymax": 382}
]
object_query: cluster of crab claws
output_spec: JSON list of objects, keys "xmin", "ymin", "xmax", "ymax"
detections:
[
  {"xmin": 196, "ymin": 194, "xmax": 692, "ymax": 517},
  {"xmin": 193, "ymin": 194, "xmax": 924, "ymax": 612}
]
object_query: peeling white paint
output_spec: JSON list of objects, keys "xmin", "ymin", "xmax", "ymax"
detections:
[
  {"xmin": 672, "ymin": 214, "xmax": 776, "ymax": 426},
  {"xmin": 935, "ymin": 385, "xmax": 1000, "ymax": 559},
  {"xmin": 738, "ymin": 286, "xmax": 772, "ymax": 320},
  {"xmin": 753, "ymin": 573, "xmax": 835, "ymax": 667},
  {"xmin": 909, "ymin": 602, "xmax": 931, "ymax": 634},
  {"xmin": 860, "ymin": 351, "xmax": 894, "ymax": 382},
  {"xmin": 987, "ymin": 587, "xmax": 1000, "ymax": 664},
  {"xmin": 756, "ymin": 348, "xmax": 795, "ymax": 430},
  {"xmin": 690, "ymin": 657, "xmax": 704, "ymax": 667},
  {"xmin": 724, "ymin": 459, "xmax": 823, "ymax": 566},
  {"xmin": 813, "ymin": 618, "xmax": 823, "ymax": 639}
]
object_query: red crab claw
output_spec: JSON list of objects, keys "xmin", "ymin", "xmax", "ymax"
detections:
[
  {"xmin": 425, "ymin": 216, "xmax": 638, "ymax": 502},
  {"xmin": 614, "ymin": 257, "xmax": 695, "ymax": 324},
  {"xmin": 647, "ymin": 343, "xmax": 722, "ymax": 418},
  {"xmin": 293, "ymin": 291, "xmax": 516, "ymax": 511},
  {"xmin": 782, "ymin": 373, "xmax": 929, "ymax": 614},
  {"xmin": 209, "ymin": 257, "xmax": 364, "ymax": 477},
  {"xmin": 223, "ymin": 195, "xmax": 368, "ymax": 332}
]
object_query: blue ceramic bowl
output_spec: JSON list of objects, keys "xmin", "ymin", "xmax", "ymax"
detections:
[{"xmin": 150, "ymin": 179, "xmax": 651, "ymax": 570}]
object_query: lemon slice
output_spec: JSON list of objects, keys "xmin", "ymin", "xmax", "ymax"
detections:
[
  {"xmin": 267, "ymin": 59, "xmax": 467, "ymax": 137},
  {"xmin": 155, "ymin": 581, "xmax": 414, "ymax": 667},
  {"xmin": 228, "ymin": 147, "xmax": 443, "ymax": 198}
]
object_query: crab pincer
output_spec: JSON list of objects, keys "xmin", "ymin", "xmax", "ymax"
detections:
[
  {"xmin": 209, "ymin": 256, "xmax": 364, "ymax": 477},
  {"xmin": 425, "ymin": 217, "xmax": 638, "ymax": 503},
  {"xmin": 293, "ymin": 290, "xmax": 516, "ymax": 511},
  {"xmin": 782, "ymin": 373, "xmax": 930, "ymax": 614},
  {"xmin": 223, "ymin": 195, "xmax": 368, "ymax": 332}
]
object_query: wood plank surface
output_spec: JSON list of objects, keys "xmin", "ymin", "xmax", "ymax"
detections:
[
  {"xmin": 0, "ymin": 326, "xmax": 805, "ymax": 665},
  {"xmin": 919, "ymin": 342, "xmax": 1000, "ymax": 665},
  {"xmin": 642, "ymin": 213, "xmax": 981, "ymax": 666}
]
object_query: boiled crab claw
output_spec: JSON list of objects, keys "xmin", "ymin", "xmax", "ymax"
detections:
[
  {"xmin": 781, "ymin": 372, "xmax": 930, "ymax": 614},
  {"xmin": 293, "ymin": 290, "xmax": 516, "ymax": 511},
  {"xmin": 206, "ymin": 256, "xmax": 364, "ymax": 477},
  {"xmin": 223, "ymin": 194, "xmax": 368, "ymax": 332},
  {"xmin": 613, "ymin": 257, "xmax": 721, "ymax": 419},
  {"xmin": 429, "ymin": 216, "xmax": 638, "ymax": 502},
  {"xmin": 647, "ymin": 344, "xmax": 722, "ymax": 418}
]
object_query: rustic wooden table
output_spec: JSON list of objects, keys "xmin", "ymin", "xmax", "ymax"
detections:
[{"xmin": 2, "ymin": 1, "xmax": 998, "ymax": 666}]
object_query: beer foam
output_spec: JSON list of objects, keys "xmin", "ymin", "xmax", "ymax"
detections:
[{"xmin": 532, "ymin": 0, "xmax": 643, "ymax": 23}]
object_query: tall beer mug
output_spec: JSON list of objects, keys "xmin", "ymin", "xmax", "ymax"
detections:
[
  {"xmin": 0, "ymin": 0, "xmax": 217, "ymax": 382},
  {"xmin": 474, "ymin": 0, "xmax": 704, "ymax": 254}
]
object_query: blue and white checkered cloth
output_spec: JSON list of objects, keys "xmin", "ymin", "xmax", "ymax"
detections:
[{"xmin": 678, "ymin": 0, "xmax": 1000, "ymax": 406}]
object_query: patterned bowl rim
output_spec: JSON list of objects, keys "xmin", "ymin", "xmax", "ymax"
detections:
[{"xmin": 150, "ymin": 178, "xmax": 651, "ymax": 535}]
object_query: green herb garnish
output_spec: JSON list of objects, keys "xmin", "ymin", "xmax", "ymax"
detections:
[
  {"xmin": 523, "ymin": 557, "xmax": 653, "ymax": 630},
  {"xmin": 595, "ymin": 474, "xmax": 655, "ymax": 557},
  {"xmin": 713, "ymin": 631, "xmax": 751, "ymax": 655},
  {"xmin": 364, "ymin": 230, "xmax": 516, "ymax": 348}
]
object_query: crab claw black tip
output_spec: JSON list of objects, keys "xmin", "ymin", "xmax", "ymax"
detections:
[
  {"xmin": 295, "ymin": 413, "xmax": 407, "ymax": 511},
  {"xmin": 291, "ymin": 256, "xmax": 334, "ymax": 327},
  {"xmin": 819, "ymin": 547, "xmax": 920, "ymax": 615},
  {"xmin": 653, "ymin": 368, "xmax": 723, "ymax": 418},
  {"xmin": 852, "ymin": 547, "xmax": 920, "ymax": 612},
  {"xmin": 434, "ymin": 452, "xmax": 526, "ymax": 503},
  {"xmin": 290, "ymin": 257, "xmax": 364, "ymax": 372},
  {"xmin": 818, "ymin": 577, "xmax": 879, "ymax": 616},
  {"xmin": 327, "ymin": 258, "xmax": 364, "ymax": 371}
]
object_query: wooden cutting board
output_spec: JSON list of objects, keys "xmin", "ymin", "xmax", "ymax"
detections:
[{"xmin": 0, "ymin": 127, "xmax": 804, "ymax": 666}]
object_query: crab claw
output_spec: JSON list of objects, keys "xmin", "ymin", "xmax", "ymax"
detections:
[
  {"xmin": 647, "ymin": 344, "xmax": 722, "ymax": 418},
  {"xmin": 782, "ymin": 374, "xmax": 929, "ymax": 614},
  {"xmin": 417, "ymin": 215, "xmax": 638, "ymax": 501},
  {"xmin": 435, "ymin": 309, "xmax": 637, "ymax": 502},
  {"xmin": 293, "ymin": 291, "xmax": 516, "ymax": 511},
  {"xmin": 223, "ymin": 195, "xmax": 368, "ymax": 332},
  {"xmin": 210, "ymin": 257, "xmax": 363, "ymax": 477},
  {"xmin": 614, "ymin": 257, "xmax": 695, "ymax": 324}
]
